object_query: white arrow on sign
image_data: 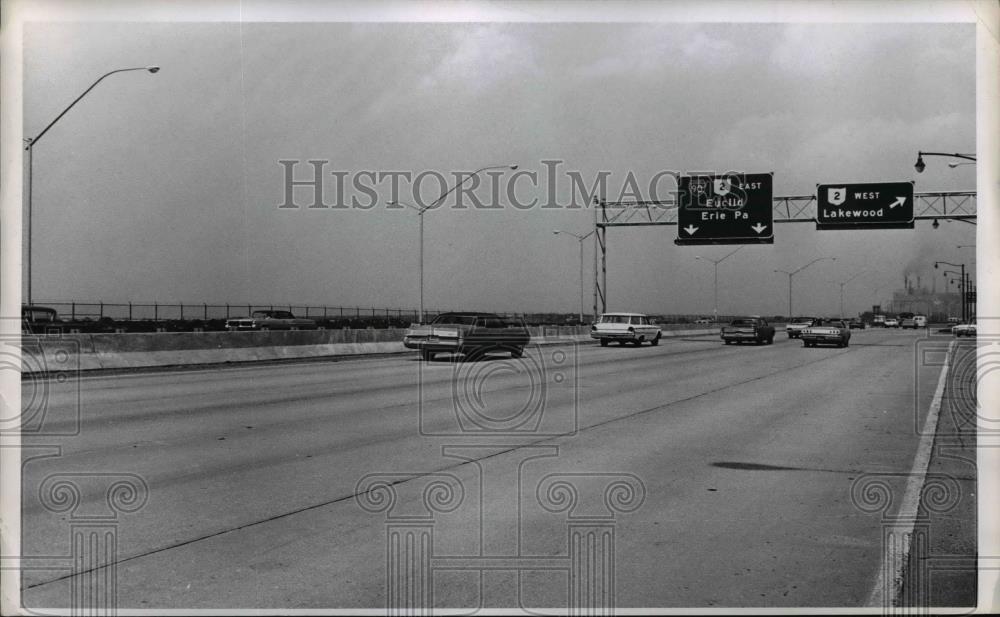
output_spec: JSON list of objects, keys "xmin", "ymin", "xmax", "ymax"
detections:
[
  {"xmin": 751, "ymin": 223, "xmax": 767, "ymax": 234},
  {"xmin": 684, "ymin": 225, "xmax": 699, "ymax": 235},
  {"xmin": 889, "ymin": 196, "xmax": 906, "ymax": 209}
]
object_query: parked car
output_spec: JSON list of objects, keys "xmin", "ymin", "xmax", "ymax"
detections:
[
  {"xmin": 884, "ymin": 318, "xmax": 899, "ymax": 328},
  {"xmin": 721, "ymin": 316, "xmax": 775, "ymax": 345},
  {"xmin": 785, "ymin": 317, "xmax": 816, "ymax": 339},
  {"xmin": 590, "ymin": 312, "xmax": 662, "ymax": 347},
  {"xmin": 952, "ymin": 321, "xmax": 977, "ymax": 337},
  {"xmin": 900, "ymin": 317, "xmax": 917, "ymax": 329},
  {"xmin": 21, "ymin": 305, "xmax": 68, "ymax": 334},
  {"xmin": 694, "ymin": 317, "xmax": 713, "ymax": 325},
  {"xmin": 403, "ymin": 312, "xmax": 531, "ymax": 361},
  {"xmin": 225, "ymin": 310, "xmax": 316, "ymax": 331},
  {"xmin": 913, "ymin": 315, "xmax": 928, "ymax": 328},
  {"xmin": 947, "ymin": 317, "xmax": 961, "ymax": 324},
  {"xmin": 801, "ymin": 318, "xmax": 851, "ymax": 348},
  {"xmin": 848, "ymin": 319, "xmax": 866, "ymax": 330}
]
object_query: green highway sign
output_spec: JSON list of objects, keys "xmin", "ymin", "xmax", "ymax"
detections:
[
  {"xmin": 675, "ymin": 172, "xmax": 774, "ymax": 245},
  {"xmin": 816, "ymin": 181, "xmax": 914, "ymax": 230}
]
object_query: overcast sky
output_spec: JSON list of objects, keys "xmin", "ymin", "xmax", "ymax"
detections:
[{"xmin": 22, "ymin": 17, "xmax": 976, "ymax": 316}]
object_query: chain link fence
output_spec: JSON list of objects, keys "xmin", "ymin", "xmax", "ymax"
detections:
[{"xmin": 27, "ymin": 301, "xmax": 776, "ymax": 333}]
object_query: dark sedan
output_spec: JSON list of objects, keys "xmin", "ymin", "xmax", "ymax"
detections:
[{"xmin": 404, "ymin": 312, "xmax": 531, "ymax": 361}]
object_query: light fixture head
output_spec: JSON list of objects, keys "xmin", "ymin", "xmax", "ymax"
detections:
[
  {"xmin": 146, "ymin": 66, "xmax": 160, "ymax": 73},
  {"xmin": 914, "ymin": 154, "xmax": 926, "ymax": 173}
]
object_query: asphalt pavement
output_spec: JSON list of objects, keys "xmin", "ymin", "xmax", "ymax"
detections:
[{"xmin": 19, "ymin": 327, "xmax": 967, "ymax": 610}]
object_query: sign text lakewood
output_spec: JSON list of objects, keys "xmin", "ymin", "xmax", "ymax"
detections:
[{"xmin": 816, "ymin": 181, "xmax": 914, "ymax": 230}]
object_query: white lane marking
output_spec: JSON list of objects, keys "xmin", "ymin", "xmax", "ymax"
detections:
[{"xmin": 866, "ymin": 340, "xmax": 956, "ymax": 608}]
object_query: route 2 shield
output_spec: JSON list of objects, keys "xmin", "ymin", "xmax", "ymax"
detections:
[{"xmin": 827, "ymin": 187, "xmax": 847, "ymax": 206}]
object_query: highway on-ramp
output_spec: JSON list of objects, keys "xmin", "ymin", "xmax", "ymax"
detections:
[{"xmin": 19, "ymin": 328, "xmax": 960, "ymax": 609}]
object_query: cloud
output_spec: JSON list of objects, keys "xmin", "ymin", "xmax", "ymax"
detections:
[
  {"xmin": 417, "ymin": 24, "xmax": 540, "ymax": 94},
  {"xmin": 575, "ymin": 24, "xmax": 741, "ymax": 78}
]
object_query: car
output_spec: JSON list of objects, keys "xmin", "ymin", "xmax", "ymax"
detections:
[
  {"xmin": 952, "ymin": 321, "xmax": 977, "ymax": 337},
  {"xmin": 848, "ymin": 319, "xmax": 866, "ymax": 330},
  {"xmin": 590, "ymin": 312, "xmax": 662, "ymax": 347},
  {"xmin": 403, "ymin": 312, "xmax": 531, "ymax": 361},
  {"xmin": 884, "ymin": 318, "xmax": 899, "ymax": 328},
  {"xmin": 913, "ymin": 315, "xmax": 928, "ymax": 328},
  {"xmin": 947, "ymin": 317, "xmax": 961, "ymax": 324},
  {"xmin": 785, "ymin": 317, "xmax": 816, "ymax": 339},
  {"xmin": 721, "ymin": 316, "xmax": 776, "ymax": 345},
  {"xmin": 801, "ymin": 318, "xmax": 851, "ymax": 348},
  {"xmin": 900, "ymin": 317, "xmax": 917, "ymax": 329},
  {"xmin": 21, "ymin": 305, "xmax": 68, "ymax": 334},
  {"xmin": 694, "ymin": 318, "xmax": 713, "ymax": 325},
  {"xmin": 225, "ymin": 310, "xmax": 317, "ymax": 331}
]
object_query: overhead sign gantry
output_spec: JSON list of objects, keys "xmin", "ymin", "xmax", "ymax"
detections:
[{"xmin": 592, "ymin": 188, "xmax": 976, "ymax": 317}]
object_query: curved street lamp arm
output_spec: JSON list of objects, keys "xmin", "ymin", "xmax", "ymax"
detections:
[
  {"xmin": 554, "ymin": 229, "xmax": 594, "ymax": 241},
  {"xmin": 27, "ymin": 67, "xmax": 159, "ymax": 148},
  {"xmin": 917, "ymin": 151, "xmax": 977, "ymax": 162},
  {"xmin": 719, "ymin": 245, "xmax": 745, "ymax": 263},
  {"xmin": 422, "ymin": 164, "xmax": 516, "ymax": 213},
  {"xmin": 841, "ymin": 269, "xmax": 869, "ymax": 286},
  {"xmin": 791, "ymin": 256, "xmax": 835, "ymax": 276}
]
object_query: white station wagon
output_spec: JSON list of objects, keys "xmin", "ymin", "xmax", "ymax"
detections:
[{"xmin": 590, "ymin": 312, "xmax": 662, "ymax": 347}]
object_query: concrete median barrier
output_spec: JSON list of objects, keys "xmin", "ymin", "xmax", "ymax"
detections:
[{"xmin": 21, "ymin": 324, "xmax": 722, "ymax": 373}]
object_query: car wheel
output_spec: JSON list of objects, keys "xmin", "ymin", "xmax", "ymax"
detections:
[
  {"xmin": 843, "ymin": 339, "xmax": 850, "ymax": 347},
  {"xmin": 769, "ymin": 335, "xmax": 775, "ymax": 344},
  {"xmin": 651, "ymin": 333, "xmax": 660, "ymax": 346},
  {"xmin": 422, "ymin": 350, "xmax": 434, "ymax": 362},
  {"xmin": 511, "ymin": 347, "xmax": 523, "ymax": 359},
  {"xmin": 600, "ymin": 338, "xmax": 609, "ymax": 347}
]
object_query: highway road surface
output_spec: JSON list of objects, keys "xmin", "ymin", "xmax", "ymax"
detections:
[{"xmin": 19, "ymin": 328, "xmax": 969, "ymax": 610}]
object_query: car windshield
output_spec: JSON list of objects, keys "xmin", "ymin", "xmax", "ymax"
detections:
[
  {"xmin": 600, "ymin": 315, "xmax": 630, "ymax": 324},
  {"xmin": 433, "ymin": 314, "xmax": 477, "ymax": 326},
  {"xmin": 253, "ymin": 311, "xmax": 295, "ymax": 319},
  {"xmin": 732, "ymin": 319, "xmax": 757, "ymax": 326}
]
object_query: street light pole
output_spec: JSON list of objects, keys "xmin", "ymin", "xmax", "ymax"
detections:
[
  {"xmin": 774, "ymin": 257, "xmax": 837, "ymax": 319},
  {"xmin": 23, "ymin": 65, "xmax": 160, "ymax": 306},
  {"xmin": 694, "ymin": 245, "xmax": 744, "ymax": 322},
  {"xmin": 553, "ymin": 229, "xmax": 595, "ymax": 323},
  {"xmin": 935, "ymin": 261, "xmax": 966, "ymax": 322},
  {"xmin": 835, "ymin": 270, "xmax": 868, "ymax": 319},
  {"xmin": 388, "ymin": 163, "xmax": 517, "ymax": 323}
]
